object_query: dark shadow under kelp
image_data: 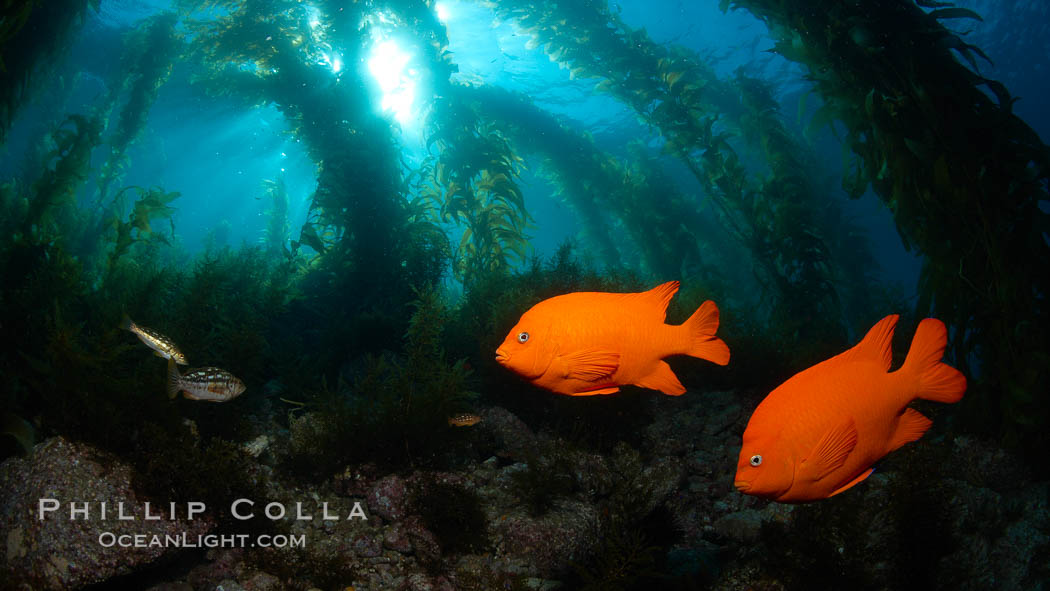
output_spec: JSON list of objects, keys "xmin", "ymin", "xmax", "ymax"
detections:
[
  {"xmin": 411, "ymin": 476, "xmax": 491, "ymax": 559},
  {"xmin": 281, "ymin": 286, "xmax": 480, "ymax": 481},
  {"xmin": 562, "ymin": 443, "xmax": 687, "ymax": 591},
  {"xmin": 509, "ymin": 442, "xmax": 581, "ymax": 517}
]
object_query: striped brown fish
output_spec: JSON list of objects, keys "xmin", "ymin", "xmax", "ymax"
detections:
[
  {"xmin": 122, "ymin": 317, "xmax": 188, "ymax": 364},
  {"xmin": 447, "ymin": 413, "xmax": 481, "ymax": 427},
  {"xmin": 167, "ymin": 360, "xmax": 246, "ymax": 402}
]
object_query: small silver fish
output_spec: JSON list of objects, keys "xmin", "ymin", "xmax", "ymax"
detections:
[
  {"xmin": 167, "ymin": 360, "xmax": 246, "ymax": 402},
  {"xmin": 122, "ymin": 317, "xmax": 188, "ymax": 364}
]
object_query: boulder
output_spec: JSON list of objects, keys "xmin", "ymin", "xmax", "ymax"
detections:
[{"xmin": 1, "ymin": 437, "xmax": 215, "ymax": 589}]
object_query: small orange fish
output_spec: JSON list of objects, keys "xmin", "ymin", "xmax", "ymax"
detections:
[
  {"xmin": 448, "ymin": 413, "xmax": 481, "ymax": 427},
  {"xmin": 495, "ymin": 281, "xmax": 730, "ymax": 396},
  {"xmin": 734, "ymin": 315, "xmax": 966, "ymax": 503}
]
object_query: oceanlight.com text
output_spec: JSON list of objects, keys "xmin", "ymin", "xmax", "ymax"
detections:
[{"xmin": 97, "ymin": 532, "xmax": 305, "ymax": 549}]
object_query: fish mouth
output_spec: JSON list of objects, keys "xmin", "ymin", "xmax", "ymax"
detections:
[
  {"xmin": 495, "ymin": 348, "xmax": 509, "ymax": 364},
  {"xmin": 733, "ymin": 481, "xmax": 751, "ymax": 493}
]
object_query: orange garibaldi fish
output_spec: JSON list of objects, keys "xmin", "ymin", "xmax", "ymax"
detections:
[
  {"xmin": 495, "ymin": 281, "xmax": 730, "ymax": 396},
  {"xmin": 734, "ymin": 315, "xmax": 966, "ymax": 503}
]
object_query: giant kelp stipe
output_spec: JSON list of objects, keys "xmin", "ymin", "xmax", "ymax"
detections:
[{"xmin": 0, "ymin": 0, "xmax": 1048, "ymax": 589}]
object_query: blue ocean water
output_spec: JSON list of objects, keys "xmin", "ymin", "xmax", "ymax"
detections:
[{"xmin": 7, "ymin": 0, "xmax": 1044, "ymax": 289}]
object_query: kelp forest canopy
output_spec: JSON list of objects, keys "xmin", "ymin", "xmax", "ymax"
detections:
[{"xmin": 1, "ymin": 0, "xmax": 1049, "ymax": 469}]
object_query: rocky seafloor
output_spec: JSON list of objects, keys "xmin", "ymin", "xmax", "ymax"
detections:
[{"xmin": 2, "ymin": 389, "xmax": 1048, "ymax": 590}]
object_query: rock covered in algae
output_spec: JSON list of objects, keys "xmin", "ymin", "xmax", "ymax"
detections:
[
  {"xmin": 479, "ymin": 406, "xmax": 539, "ymax": 459},
  {"xmin": 367, "ymin": 474, "xmax": 408, "ymax": 521},
  {"xmin": 492, "ymin": 500, "xmax": 599, "ymax": 577},
  {"xmin": 0, "ymin": 437, "xmax": 215, "ymax": 590}
]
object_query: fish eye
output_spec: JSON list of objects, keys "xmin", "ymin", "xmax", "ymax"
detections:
[
  {"xmin": 517, "ymin": 331, "xmax": 529, "ymax": 344},
  {"xmin": 749, "ymin": 454, "xmax": 762, "ymax": 467}
]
